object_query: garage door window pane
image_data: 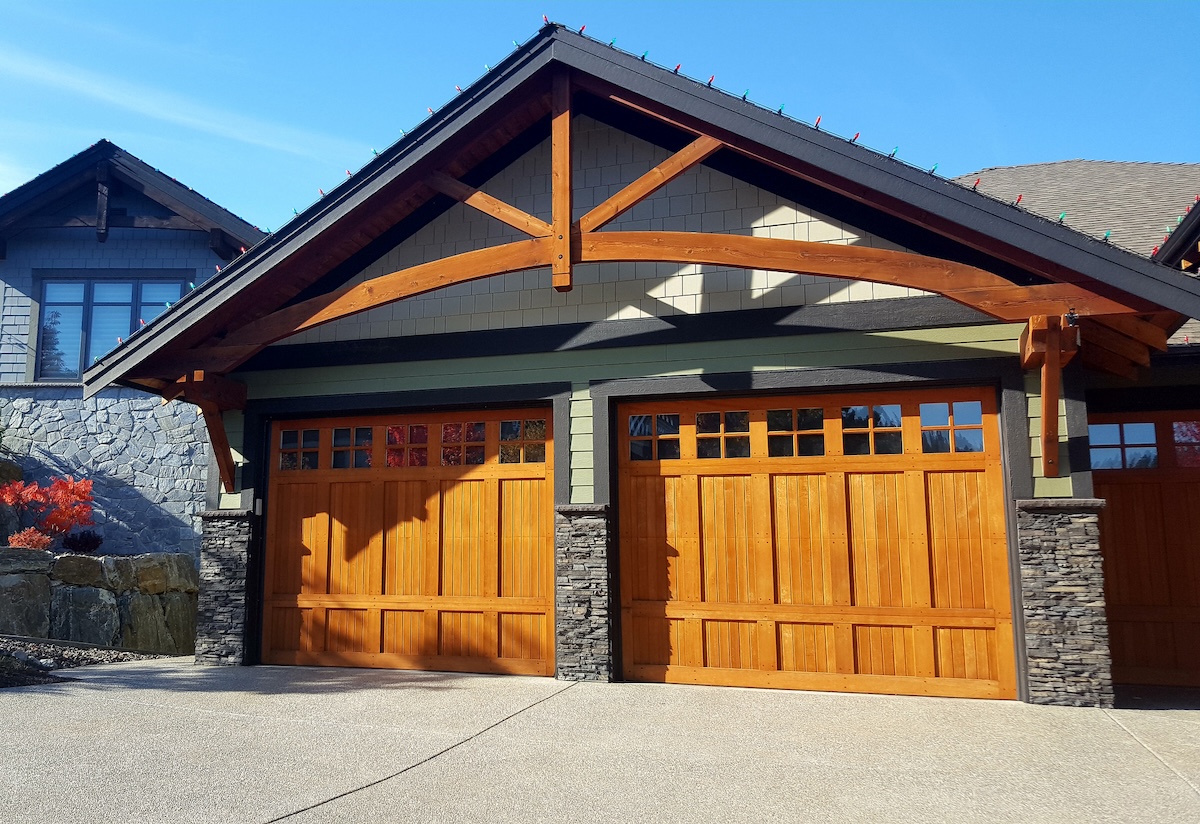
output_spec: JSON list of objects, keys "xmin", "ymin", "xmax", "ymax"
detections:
[
  {"xmin": 525, "ymin": 442, "xmax": 546, "ymax": 463},
  {"xmin": 1089, "ymin": 448, "xmax": 1122, "ymax": 469},
  {"xmin": 842, "ymin": 406, "xmax": 870, "ymax": 429},
  {"xmin": 697, "ymin": 438, "xmax": 721, "ymax": 459},
  {"xmin": 874, "ymin": 432, "xmax": 903, "ymax": 454},
  {"xmin": 656, "ymin": 415, "xmax": 679, "ymax": 436},
  {"xmin": 922, "ymin": 430, "xmax": 951, "ymax": 453},
  {"xmin": 724, "ymin": 412, "xmax": 750, "ymax": 433},
  {"xmin": 696, "ymin": 412, "xmax": 721, "ymax": 434},
  {"xmin": 1088, "ymin": 424, "xmax": 1120, "ymax": 446},
  {"xmin": 873, "ymin": 405, "xmax": 902, "ymax": 428},
  {"xmin": 501, "ymin": 421, "xmax": 522, "ymax": 441},
  {"xmin": 1125, "ymin": 447, "xmax": 1157, "ymax": 469},
  {"xmin": 629, "ymin": 440, "xmax": 653, "ymax": 461},
  {"xmin": 725, "ymin": 437, "xmax": 750, "ymax": 458},
  {"xmin": 767, "ymin": 410, "xmax": 792, "ymax": 431},
  {"xmin": 796, "ymin": 408, "xmax": 823, "ymax": 431},
  {"xmin": 797, "ymin": 434, "xmax": 824, "ymax": 456},
  {"xmin": 768, "ymin": 435, "xmax": 794, "ymax": 457},
  {"xmin": 1123, "ymin": 423, "xmax": 1156, "ymax": 445},
  {"xmin": 954, "ymin": 430, "xmax": 985, "ymax": 453},
  {"xmin": 843, "ymin": 433, "xmax": 871, "ymax": 455},
  {"xmin": 952, "ymin": 402, "xmax": 983, "ymax": 427},
  {"xmin": 280, "ymin": 429, "xmax": 319, "ymax": 470},
  {"xmin": 629, "ymin": 415, "xmax": 653, "ymax": 438},
  {"xmin": 921, "ymin": 403, "xmax": 950, "ymax": 428}
]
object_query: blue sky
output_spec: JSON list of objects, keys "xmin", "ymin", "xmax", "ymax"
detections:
[{"xmin": 1, "ymin": 1, "xmax": 1196, "ymax": 231}]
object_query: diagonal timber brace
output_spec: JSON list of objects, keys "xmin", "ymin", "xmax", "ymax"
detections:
[{"xmin": 162, "ymin": 371, "xmax": 247, "ymax": 493}]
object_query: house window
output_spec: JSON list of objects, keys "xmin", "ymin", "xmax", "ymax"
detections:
[{"xmin": 38, "ymin": 279, "xmax": 183, "ymax": 380}]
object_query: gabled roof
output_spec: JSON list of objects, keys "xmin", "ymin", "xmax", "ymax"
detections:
[
  {"xmin": 0, "ymin": 139, "xmax": 264, "ymax": 253},
  {"xmin": 83, "ymin": 23, "xmax": 1200, "ymax": 393},
  {"xmin": 955, "ymin": 160, "xmax": 1200, "ymax": 257}
]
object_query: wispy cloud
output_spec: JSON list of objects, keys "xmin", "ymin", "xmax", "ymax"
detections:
[{"xmin": 0, "ymin": 46, "xmax": 362, "ymax": 162}]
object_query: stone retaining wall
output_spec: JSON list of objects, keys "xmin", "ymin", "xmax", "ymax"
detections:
[
  {"xmin": 0, "ymin": 548, "xmax": 198, "ymax": 654},
  {"xmin": 1015, "ymin": 499, "xmax": 1113, "ymax": 707}
]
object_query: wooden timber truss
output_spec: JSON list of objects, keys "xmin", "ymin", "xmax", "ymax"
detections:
[{"xmin": 122, "ymin": 70, "xmax": 1179, "ymax": 490}]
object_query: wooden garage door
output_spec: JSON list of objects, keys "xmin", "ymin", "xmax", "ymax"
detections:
[
  {"xmin": 1089, "ymin": 411, "xmax": 1200, "ymax": 687},
  {"xmin": 261, "ymin": 409, "xmax": 554, "ymax": 675},
  {"xmin": 618, "ymin": 388, "xmax": 1016, "ymax": 699}
]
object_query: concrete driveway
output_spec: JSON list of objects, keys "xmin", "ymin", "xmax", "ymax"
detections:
[{"xmin": 1, "ymin": 660, "xmax": 1197, "ymax": 823}]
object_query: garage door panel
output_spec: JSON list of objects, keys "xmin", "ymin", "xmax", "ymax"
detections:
[
  {"xmin": 773, "ymin": 474, "xmax": 836, "ymax": 606},
  {"xmin": 619, "ymin": 388, "xmax": 1015, "ymax": 699},
  {"xmin": 699, "ymin": 475, "xmax": 763, "ymax": 604},
  {"xmin": 777, "ymin": 623, "xmax": 838, "ymax": 673},
  {"xmin": 848, "ymin": 473, "xmax": 913, "ymax": 608},
  {"xmin": 927, "ymin": 471, "xmax": 991, "ymax": 610},
  {"xmin": 702, "ymin": 619, "xmax": 759, "ymax": 669},
  {"xmin": 381, "ymin": 609, "xmax": 425, "ymax": 655},
  {"xmin": 498, "ymin": 612, "xmax": 547, "ymax": 660},
  {"xmin": 500, "ymin": 479, "xmax": 549, "ymax": 598},
  {"xmin": 383, "ymin": 481, "xmax": 431, "ymax": 596},
  {"xmin": 438, "ymin": 611, "xmax": 490, "ymax": 658},
  {"xmin": 325, "ymin": 608, "xmax": 370, "ymax": 653},
  {"xmin": 268, "ymin": 483, "xmax": 320, "ymax": 596},
  {"xmin": 263, "ymin": 409, "xmax": 553, "ymax": 676},
  {"xmin": 854, "ymin": 625, "xmax": 917, "ymax": 677},
  {"xmin": 935, "ymin": 627, "xmax": 997, "ymax": 681},
  {"xmin": 328, "ymin": 482, "xmax": 379, "ymax": 596},
  {"xmin": 625, "ymin": 475, "xmax": 687, "ymax": 603}
]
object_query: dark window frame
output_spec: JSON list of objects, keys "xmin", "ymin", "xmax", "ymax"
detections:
[{"xmin": 36, "ymin": 275, "xmax": 186, "ymax": 381}]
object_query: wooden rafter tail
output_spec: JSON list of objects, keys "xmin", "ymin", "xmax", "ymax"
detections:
[
  {"xmin": 551, "ymin": 69, "xmax": 573, "ymax": 292},
  {"xmin": 1092, "ymin": 314, "xmax": 1168, "ymax": 352},
  {"xmin": 1079, "ymin": 318, "xmax": 1151, "ymax": 367},
  {"xmin": 1040, "ymin": 315, "xmax": 1063, "ymax": 478},
  {"xmin": 426, "ymin": 171, "xmax": 552, "ymax": 237}
]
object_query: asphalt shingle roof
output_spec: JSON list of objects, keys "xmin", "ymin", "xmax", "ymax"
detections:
[{"xmin": 955, "ymin": 160, "xmax": 1200, "ymax": 258}]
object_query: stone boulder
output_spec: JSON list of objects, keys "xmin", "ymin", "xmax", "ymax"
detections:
[
  {"xmin": 101, "ymin": 556, "xmax": 136, "ymax": 593},
  {"xmin": 161, "ymin": 591, "xmax": 197, "ymax": 654},
  {"xmin": 119, "ymin": 592, "xmax": 175, "ymax": 652},
  {"xmin": 131, "ymin": 555, "xmax": 168, "ymax": 595},
  {"xmin": 0, "ymin": 548, "xmax": 53, "ymax": 575},
  {"xmin": 163, "ymin": 554, "xmax": 199, "ymax": 593},
  {"xmin": 51, "ymin": 585, "xmax": 119, "ymax": 646},
  {"xmin": 52, "ymin": 554, "xmax": 108, "ymax": 588},
  {"xmin": 0, "ymin": 573, "xmax": 51, "ymax": 637}
]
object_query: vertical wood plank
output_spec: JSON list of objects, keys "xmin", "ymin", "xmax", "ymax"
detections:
[{"xmin": 551, "ymin": 70, "xmax": 573, "ymax": 291}]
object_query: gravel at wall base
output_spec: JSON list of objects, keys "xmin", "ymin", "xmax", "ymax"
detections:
[{"xmin": 0, "ymin": 635, "xmax": 171, "ymax": 688}]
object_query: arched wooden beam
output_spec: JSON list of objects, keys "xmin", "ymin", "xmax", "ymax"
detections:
[{"xmin": 168, "ymin": 231, "xmax": 1144, "ymax": 376}]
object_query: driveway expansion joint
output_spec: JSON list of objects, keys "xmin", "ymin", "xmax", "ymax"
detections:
[{"xmin": 1103, "ymin": 708, "xmax": 1200, "ymax": 800}]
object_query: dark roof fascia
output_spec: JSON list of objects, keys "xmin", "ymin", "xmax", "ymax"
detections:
[
  {"xmin": 546, "ymin": 33, "xmax": 1200, "ymax": 317},
  {"xmin": 82, "ymin": 31, "xmax": 560, "ymax": 393},
  {"xmin": 1157, "ymin": 203, "xmax": 1200, "ymax": 267},
  {"xmin": 0, "ymin": 140, "xmax": 263, "ymax": 248},
  {"xmin": 105, "ymin": 149, "xmax": 264, "ymax": 246},
  {"xmin": 0, "ymin": 141, "xmax": 113, "ymax": 230}
]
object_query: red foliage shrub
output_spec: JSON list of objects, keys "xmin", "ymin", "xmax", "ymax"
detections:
[
  {"xmin": 0, "ymin": 476, "xmax": 94, "ymax": 547},
  {"xmin": 8, "ymin": 527, "xmax": 53, "ymax": 550}
]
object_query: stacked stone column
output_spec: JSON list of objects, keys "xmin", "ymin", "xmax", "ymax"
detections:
[
  {"xmin": 1015, "ymin": 499, "xmax": 1113, "ymax": 707},
  {"xmin": 553, "ymin": 504, "xmax": 615, "ymax": 681},
  {"xmin": 195, "ymin": 510, "xmax": 252, "ymax": 665}
]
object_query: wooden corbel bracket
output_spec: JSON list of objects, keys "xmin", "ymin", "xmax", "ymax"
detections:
[
  {"xmin": 1020, "ymin": 315, "xmax": 1078, "ymax": 478},
  {"xmin": 162, "ymin": 371, "xmax": 247, "ymax": 493}
]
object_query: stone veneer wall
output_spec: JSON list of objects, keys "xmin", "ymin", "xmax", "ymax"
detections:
[
  {"xmin": 0, "ymin": 386, "xmax": 209, "ymax": 555},
  {"xmin": 0, "ymin": 547, "xmax": 198, "ymax": 654},
  {"xmin": 195, "ymin": 510, "xmax": 252, "ymax": 665},
  {"xmin": 554, "ymin": 504, "xmax": 614, "ymax": 681},
  {"xmin": 1015, "ymin": 499, "xmax": 1113, "ymax": 707}
]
